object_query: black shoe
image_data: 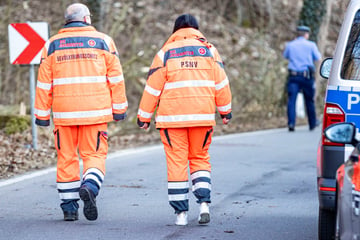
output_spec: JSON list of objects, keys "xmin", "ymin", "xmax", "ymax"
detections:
[
  {"xmin": 288, "ymin": 126, "xmax": 295, "ymax": 132},
  {"xmin": 79, "ymin": 186, "xmax": 98, "ymax": 221},
  {"xmin": 63, "ymin": 211, "xmax": 79, "ymax": 221}
]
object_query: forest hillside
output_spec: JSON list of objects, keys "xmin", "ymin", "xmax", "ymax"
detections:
[{"xmin": 0, "ymin": 0, "xmax": 350, "ymax": 178}]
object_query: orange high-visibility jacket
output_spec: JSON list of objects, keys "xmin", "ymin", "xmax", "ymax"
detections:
[
  {"xmin": 137, "ymin": 28, "xmax": 232, "ymax": 128},
  {"xmin": 35, "ymin": 22, "xmax": 127, "ymax": 126}
]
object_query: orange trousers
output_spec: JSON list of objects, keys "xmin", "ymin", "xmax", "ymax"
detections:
[
  {"xmin": 54, "ymin": 123, "xmax": 108, "ymax": 202},
  {"xmin": 160, "ymin": 126, "xmax": 213, "ymax": 213}
]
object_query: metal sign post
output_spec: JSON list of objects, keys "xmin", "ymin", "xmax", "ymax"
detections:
[
  {"xmin": 8, "ymin": 22, "xmax": 49, "ymax": 150},
  {"xmin": 29, "ymin": 64, "xmax": 37, "ymax": 150}
]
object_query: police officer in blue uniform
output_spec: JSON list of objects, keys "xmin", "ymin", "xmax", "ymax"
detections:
[{"xmin": 283, "ymin": 25, "xmax": 321, "ymax": 131}]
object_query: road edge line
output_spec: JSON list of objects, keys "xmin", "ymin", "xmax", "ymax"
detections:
[{"xmin": 0, "ymin": 127, "xmax": 297, "ymax": 188}]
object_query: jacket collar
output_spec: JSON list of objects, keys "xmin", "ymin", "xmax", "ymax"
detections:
[
  {"xmin": 164, "ymin": 28, "xmax": 206, "ymax": 46},
  {"xmin": 63, "ymin": 21, "xmax": 90, "ymax": 28},
  {"xmin": 59, "ymin": 22, "xmax": 95, "ymax": 33}
]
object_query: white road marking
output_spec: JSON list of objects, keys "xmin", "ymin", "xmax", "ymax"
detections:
[{"xmin": 0, "ymin": 127, "xmax": 293, "ymax": 188}]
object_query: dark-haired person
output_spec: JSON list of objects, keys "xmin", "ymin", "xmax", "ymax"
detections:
[
  {"xmin": 283, "ymin": 25, "xmax": 321, "ymax": 131},
  {"xmin": 137, "ymin": 14, "xmax": 232, "ymax": 225},
  {"xmin": 34, "ymin": 3, "xmax": 127, "ymax": 221}
]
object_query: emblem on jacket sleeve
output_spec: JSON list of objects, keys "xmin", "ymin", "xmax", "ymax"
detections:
[
  {"xmin": 198, "ymin": 47, "xmax": 206, "ymax": 55},
  {"xmin": 88, "ymin": 39, "xmax": 96, "ymax": 47}
]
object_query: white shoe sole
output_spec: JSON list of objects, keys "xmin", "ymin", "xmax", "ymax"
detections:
[
  {"xmin": 175, "ymin": 212, "xmax": 188, "ymax": 225},
  {"xmin": 175, "ymin": 221, "xmax": 188, "ymax": 226}
]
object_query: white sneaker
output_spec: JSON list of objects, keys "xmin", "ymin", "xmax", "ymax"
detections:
[
  {"xmin": 198, "ymin": 202, "xmax": 210, "ymax": 224},
  {"xmin": 175, "ymin": 211, "xmax": 188, "ymax": 226}
]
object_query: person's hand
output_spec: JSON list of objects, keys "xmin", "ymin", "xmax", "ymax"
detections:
[
  {"xmin": 140, "ymin": 122, "xmax": 149, "ymax": 130},
  {"xmin": 222, "ymin": 118, "xmax": 230, "ymax": 125},
  {"xmin": 220, "ymin": 112, "xmax": 232, "ymax": 125},
  {"xmin": 137, "ymin": 118, "xmax": 150, "ymax": 130}
]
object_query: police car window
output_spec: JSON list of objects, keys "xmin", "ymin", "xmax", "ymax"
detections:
[{"xmin": 341, "ymin": 10, "xmax": 360, "ymax": 80}]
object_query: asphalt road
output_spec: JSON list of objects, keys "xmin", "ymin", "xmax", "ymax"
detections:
[{"xmin": 0, "ymin": 126, "xmax": 320, "ymax": 240}]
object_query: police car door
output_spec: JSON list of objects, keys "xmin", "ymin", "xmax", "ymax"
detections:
[{"xmin": 326, "ymin": 5, "xmax": 360, "ymax": 157}]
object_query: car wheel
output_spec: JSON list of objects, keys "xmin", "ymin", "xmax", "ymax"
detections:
[{"xmin": 318, "ymin": 207, "xmax": 336, "ymax": 240}]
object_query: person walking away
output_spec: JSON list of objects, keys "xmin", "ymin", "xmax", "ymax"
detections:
[
  {"xmin": 34, "ymin": 3, "xmax": 128, "ymax": 221},
  {"xmin": 137, "ymin": 14, "xmax": 232, "ymax": 226},
  {"xmin": 283, "ymin": 25, "xmax": 321, "ymax": 131}
]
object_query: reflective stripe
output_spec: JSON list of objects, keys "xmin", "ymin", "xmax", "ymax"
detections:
[
  {"xmin": 215, "ymin": 77, "xmax": 229, "ymax": 90},
  {"xmin": 145, "ymin": 85, "xmax": 161, "ymax": 96},
  {"xmin": 57, "ymin": 181, "xmax": 81, "ymax": 190},
  {"xmin": 192, "ymin": 182, "xmax": 211, "ymax": 191},
  {"xmin": 34, "ymin": 108, "xmax": 51, "ymax": 117},
  {"xmin": 157, "ymin": 50, "xmax": 165, "ymax": 63},
  {"xmin": 353, "ymin": 189, "xmax": 360, "ymax": 194},
  {"xmin": 218, "ymin": 103, "xmax": 232, "ymax": 112},
  {"xmin": 59, "ymin": 192, "xmax": 79, "ymax": 200},
  {"xmin": 103, "ymin": 35, "xmax": 112, "ymax": 50},
  {"xmin": 53, "ymin": 76, "xmax": 107, "ymax": 85},
  {"xmin": 168, "ymin": 193, "xmax": 189, "ymax": 201},
  {"xmin": 164, "ymin": 80, "xmax": 214, "ymax": 90},
  {"xmin": 209, "ymin": 46, "xmax": 216, "ymax": 57},
  {"xmin": 37, "ymin": 81, "xmax": 52, "ymax": 90},
  {"xmin": 217, "ymin": 103, "xmax": 232, "ymax": 112},
  {"xmin": 113, "ymin": 102, "xmax": 128, "ymax": 110},
  {"xmin": 156, "ymin": 114, "xmax": 215, "ymax": 123},
  {"xmin": 108, "ymin": 74, "xmax": 124, "ymax": 84},
  {"xmin": 164, "ymin": 46, "xmax": 212, "ymax": 64},
  {"xmin": 138, "ymin": 109, "xmax": 153, "ymax": 119},
  {"xmin": 83, "ymin": 168, "xmax": 104, "ymax": 181},
  {"xmin": 84, "ymin": 174, "xmax": 103, "ymax": 188},
  {"xmin": 43, "ymin": 40, "xmax": 50, "ymax": 53},
  {"xmin": 339, "ymin": 86, "xmax": 351, "ymax": 91},
  {"xmin": 191, "ymin": 171, "xmax": 211, "ymax": 180},
  {"xmin": 53, "ymin": 108, "xmax": 112, "ymax": 119},
  {"xmin": 327, "ymin": 85, "xmax": 337, "ymax": 90},
  {"xmin": 353, "ymin": 87, "xmax": 360, "ymax": 92},
  {"xmin": 40, "ymin": 39, "xmax": 50, "ymax": 56},
  {"xmin": 168, "ymin": 182, "xmax": 189, "ymax": 189}
]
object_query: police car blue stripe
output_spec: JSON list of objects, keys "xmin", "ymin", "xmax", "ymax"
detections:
[{"xmin": 326, "ymin": 89, "xmax": 360, "ymax": 126}]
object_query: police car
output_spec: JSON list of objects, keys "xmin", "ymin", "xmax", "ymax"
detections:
[
  {"xmin": 323, "ymin": 122, "xmax": 360, "ymax": 240},
  {"xmin": 318, "ymin": 0, "xmax": 360, "ymax": 239}
]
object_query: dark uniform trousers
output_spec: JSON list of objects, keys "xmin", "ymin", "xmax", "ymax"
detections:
[{"xmin": 287, "ymin": 73, "xmax": 317, "ymax": 129}]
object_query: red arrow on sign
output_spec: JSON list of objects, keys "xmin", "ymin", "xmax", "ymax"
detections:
[{"xmin": 11, "ymin": 23, "xmax": 46, "ymax": 64}]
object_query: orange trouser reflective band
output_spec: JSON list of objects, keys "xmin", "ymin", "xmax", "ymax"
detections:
[
  {"xmin": 160, "ymin": 126, "xmax": 213, "ymax": 213},
  {"xmin": 54, "ymin": 123, "xmax": 108, "ymax": 201}
]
